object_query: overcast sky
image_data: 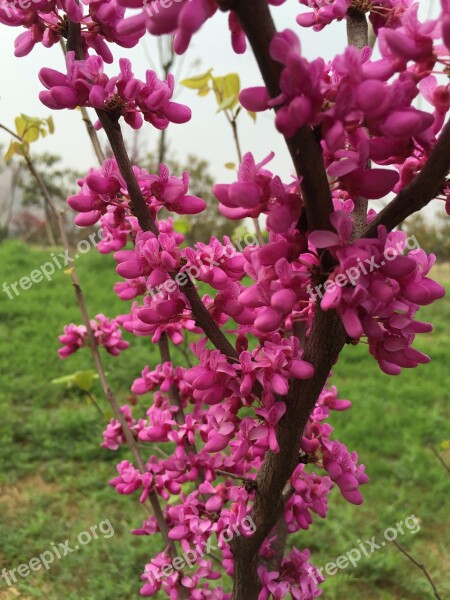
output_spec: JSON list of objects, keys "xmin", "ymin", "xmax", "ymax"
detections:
[{"xmin": 0, "ymin": 1, "xmax": 439, "ymax": 191}]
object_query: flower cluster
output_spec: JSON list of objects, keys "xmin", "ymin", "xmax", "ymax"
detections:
[
  {"xmin": 297, "ymin": 0, "xmax": 413, "ymax": 33},
  {"xmin": 258, "ymin": 548, "xmax": 322, "ymax": 600},
  {"xmin": 309, "ymin": 213, "xmax": 445, "ymax": 374},
  {"xmin": 58, "ymin": 313, "xmax": 129, "ymax": 358},
  {"xmin": 68, "ymin": 158, "xmax": 205, "ymax": 230},
  {"xmin": 213, "ymin": 152, "xmax": 303, "ymax": 232},
  {"xmin": 240, "ymin": 23, "xmax": 446, "ymax": 200},
  {"xmin": 39, "ymin": 53, "xmax": 191, "ymax": 129},
  {"xmin": 2, "ymin": 0, "xmax": 141, "ymax": 59}
]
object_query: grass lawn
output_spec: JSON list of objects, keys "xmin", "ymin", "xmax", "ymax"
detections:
[{"xmin": 0, "ymin": 240, "xmax": 449, "ymax": 599}]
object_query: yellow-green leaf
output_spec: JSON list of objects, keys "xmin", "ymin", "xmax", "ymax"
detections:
[
  {"xmin": 247, "ymin": 110, "xmax": 257, "ymax": 122},
  {"xmin": 23, "ymin": 125, "xmax": 40, "ymax": 143},
  {"xmin": 74, "ymin": 370, "xmax": 98, "ymax": 392},
  {"xmin": 174, "ymin": 217, "xmax": 190, "ymax": 235},
  {"xmin": 216, "ymin": 95, "xmax": 237, "ymax": 113},
  {"xmin": 213, "ymin": 73, "xmax": 240, "ymax": 110},
  {"xmin": 4, "ymin": 141, "xmax": 17, "ymax": 163},
  {"xmin": 14, "ymin": 115, "xmax": 27, "ymax": 138},
  {"xmin": 180, "ymin": 69, "xmax": 213, "ymax": 90},
  {"xmin": 197, "ymin": 86, "xmax": 211, "ymax": 97},
  {"xmin": 224, "ymin": 162, "xmax": 236, "ymax": 170},
  {"xmin": 52, "ymin": 370, "xmax": 98, "ymax": 392},
  {"xmin": 47, "ymin": 116, "xmax": 55, "ymax": 134}
]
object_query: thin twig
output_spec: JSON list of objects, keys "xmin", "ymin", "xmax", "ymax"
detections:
[
  {"xmin": 429, "ymin": 445, "xmax": 450, "ymax": 474},
  {"xmin": 59, "ymin": 38, "xmax": 106, "ymax": 165},
  {"xmin": 1, "ymin": 123, "xmax": 176, "ymax": 555},
  {"xmin": 393, "ymin": 541, "xmax": 443, "ymax": 600},
  {"xmin": 86, "ymin": 390, "xmax": 105, "ymax": 418},
  {"xmin": 211, "ymin": 77, "xmax": 264, "ymax": 245}
]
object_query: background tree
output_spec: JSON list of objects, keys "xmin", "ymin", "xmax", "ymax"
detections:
[{"xmin": 17, "ymin": 151, "xmax": 81, "ymax": 244}]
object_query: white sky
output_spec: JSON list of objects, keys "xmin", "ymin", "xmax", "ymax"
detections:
[{"xmin": 0, "ymin": 1, "xmax": 439, "ymax": 188}]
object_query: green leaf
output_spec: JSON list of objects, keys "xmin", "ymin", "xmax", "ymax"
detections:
[
  {"xmin": 51, "ymin": 374, "xmax": 77, "ymax": 386},
  {"xmin": 180, "ymin": 69, "xmax": 213, "ymax": 90},
  {"xmin": 4, "ymin": 141, "xmax": 21, "ymax": 163},
  {"xmin": 213, "ymin": 73, "xmax": 240, "ymax": 111},
  {"xmin": 51, "ymin": 370, "xmax": 98, "ymax": 392},
  {"xmin": 47, "ymin": 116, "xmax": 55, "ymax": 134},
  {"xmin": 73, "ymin": 370, "xmax": 98, "ymax": 392},
  {"xmin": 216, "ymin": 95, "xmax": 237, "ymax": 113},
  {"xmin": 14, "ymin": 115, "xmax": 27, "ymax": 138},
  {"xmin": 174, "ymin": 217, "xmax": 190, "ymax": 235}
]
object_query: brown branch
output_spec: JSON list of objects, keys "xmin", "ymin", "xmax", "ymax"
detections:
[
  {"xmin": 11, "ymin": 139, "xmax": 176, "ymax": 554},
  {"xmin": 59, "ymin": 38, "xmax": 106, "ymax": 165},
  {"xmin": 95, "ymin": 109, "xmax": 160, "ymax": 235},
  {"xmin": 80, "ymin": 106, "xmax": 106, "ymax": 165},
  {"xmin": 364, "ymin": 119, "xmax": 450, "ymax": 236},
  {"xmin": 428, "ymin": 445, "xmax": 450, "ymax": 474},
  {"xmin": 231, "ymin": 308, "xmax": 347, "ymax": 599},
  {"xmin": 159, "ymin": 333, "xmax": 188, "ymax": 426},
  {"xmin": 98, "ymin": 110, "xmax": 240, "ymax": 357},
  {"xmin": 218, "ymin": 0, "xmax": 334, "ymax": 233},
  {"xmin": 347, "ymin": 8, "xmax": 369, "ymax": 239},
  {"xmin": 66, "ymin": 21, "xmax": 239, "ymax": 366},
  {"xmin": 393, "ymin": 541, "xmax": 443, "ymax": 600},
  {"xmin": 347, "ymin": 7, "xmax": 369, "ymax": 50}
]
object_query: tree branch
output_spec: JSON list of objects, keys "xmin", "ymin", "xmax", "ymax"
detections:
[
  {"xmin": 231, "ymin": 307, "xmax": 347, "ymax": 599},
  {"xmin": 364, "ymin": 119, "xmax": 450, "ymax": 236},
  {"xmin": 347, "ymin": 8, "xmax": 369, "ymax": 239},
  {"xmin": 428, "ymin": 444, "xmax": 450, "ymax": 474},
  {"xmin": 393, "ymin": 541, "xmax": 443, "ymax": 600},
  {"xmin": 66, "ymin": 21, "xmax": 240, "ymax": 366},
  {"xmin": 8, "ymin": 136, "xmax": 176, "ymax": 555},
  {"xmin": 218, "ymin": 0, "xmax": 334, "ymax": 233}
]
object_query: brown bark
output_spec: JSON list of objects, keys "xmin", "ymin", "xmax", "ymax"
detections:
[{"xmin": 218, "ymin": 0, "xmax": 334, "ymax": 234}]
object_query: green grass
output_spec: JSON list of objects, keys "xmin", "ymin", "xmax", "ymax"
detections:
[{"xmin": 0, "ymin": 240, "xmax": 449, "ymax": 599}]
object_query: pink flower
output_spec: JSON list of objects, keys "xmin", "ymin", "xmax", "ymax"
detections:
[
  {"xmin": 57, "ymin": 323, "xmax": 87, "ymax": 358},
  {"xmin": 109, "ymin": 460, "xmax": 143, "ymax": 495},
  {"xmin": 214, "ymin": 152, "xmax": 274, "ymax": 220},
  {"xmin": 39, "ymin": 53, "xmax": 191, "ymax": 130},
  {"xmin": 321, "ymin": 439, "xmax": 369, "ymax": 505}
]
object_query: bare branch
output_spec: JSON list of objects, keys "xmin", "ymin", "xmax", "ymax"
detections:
[
  {"xmin": 393, "ymin": 541, "xmax": 443, "ymax": 600},
  {"xmin": 364, "ymin": 120, "xmax": 450, "ymax": 236},
  {"xmin": 347, "ymin": 8, "xmax": 369, "ymax": 238},
  {"xmin": 8, "ymin": 137, "xmax": 176, "ymax": 555},
  {"xmin": 428, "ymin": 444, "xmax": 450, "ymax": 474}
]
